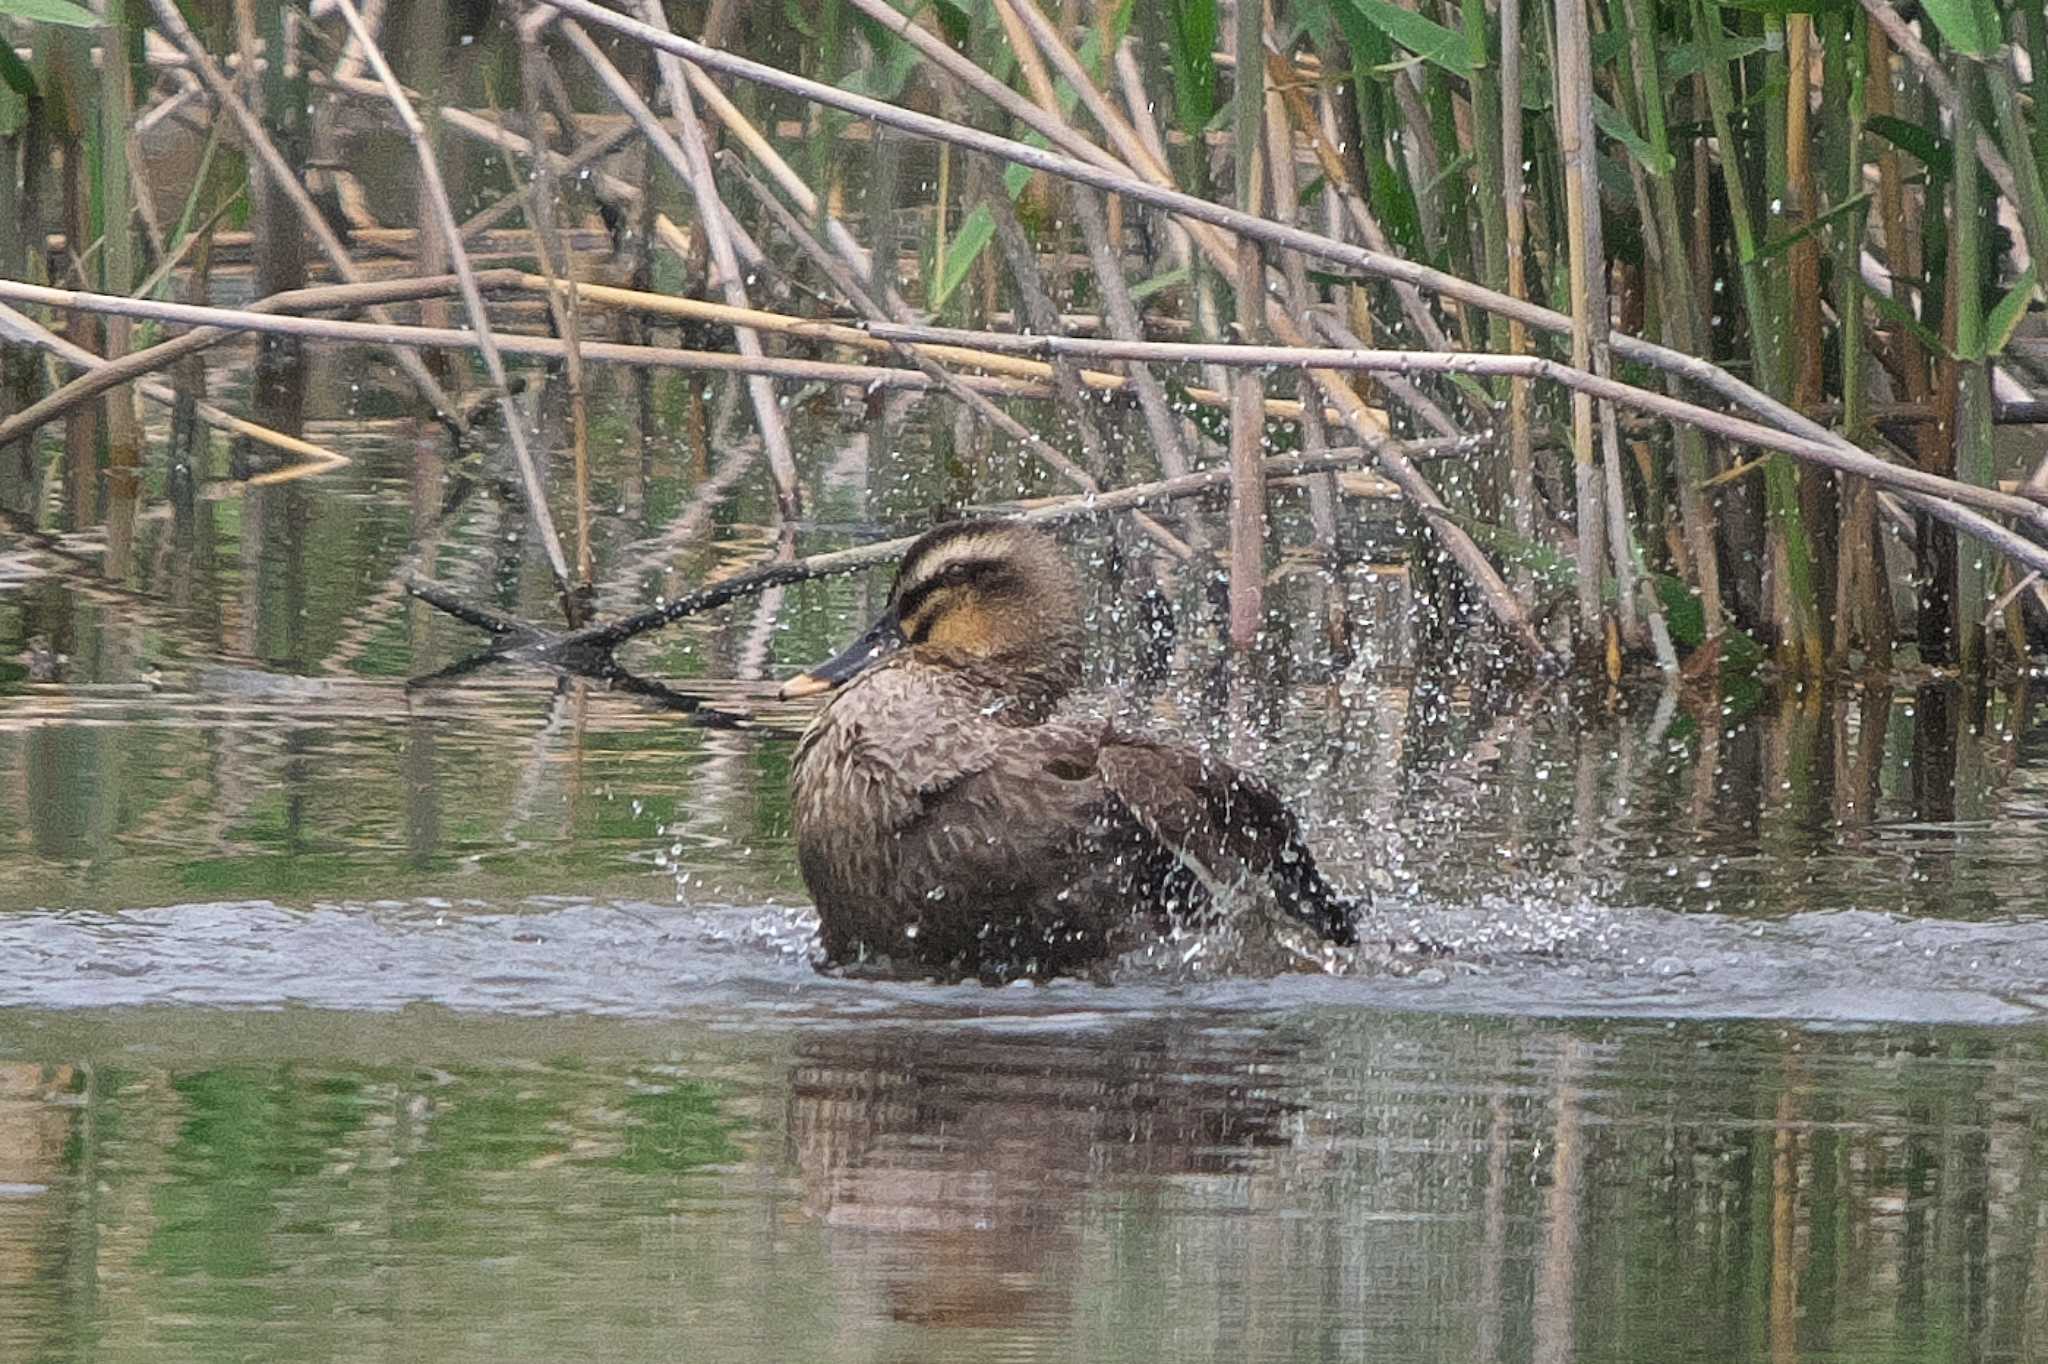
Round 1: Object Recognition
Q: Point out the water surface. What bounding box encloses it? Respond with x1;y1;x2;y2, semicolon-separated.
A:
5;342;2047;1363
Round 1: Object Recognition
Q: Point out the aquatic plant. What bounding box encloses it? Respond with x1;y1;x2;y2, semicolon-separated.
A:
1;0;2046;687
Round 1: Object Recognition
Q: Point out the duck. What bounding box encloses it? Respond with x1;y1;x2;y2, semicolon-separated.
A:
779;519;1365;982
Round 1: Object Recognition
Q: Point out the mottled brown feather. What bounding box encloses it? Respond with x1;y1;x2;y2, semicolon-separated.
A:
787;522;1361;981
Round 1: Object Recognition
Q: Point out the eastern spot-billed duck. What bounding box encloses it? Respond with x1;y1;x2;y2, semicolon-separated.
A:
779;520;1363;981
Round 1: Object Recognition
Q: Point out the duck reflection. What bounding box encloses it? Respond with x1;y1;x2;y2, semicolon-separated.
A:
786;1021;1306;1331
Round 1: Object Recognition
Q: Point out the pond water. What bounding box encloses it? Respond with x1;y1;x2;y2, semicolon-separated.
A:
5;356;2048;1362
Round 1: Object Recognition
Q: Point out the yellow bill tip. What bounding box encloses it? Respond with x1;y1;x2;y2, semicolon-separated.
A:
778;671;835;701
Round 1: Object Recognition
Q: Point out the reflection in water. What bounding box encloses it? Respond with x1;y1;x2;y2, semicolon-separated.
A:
788;1024;1301;1334
2;666;2044;925
0;1013;2038;1362
0;1059;74;1345
3;355;2046;925
5;309;2048;1364
1530;1041;1585;1364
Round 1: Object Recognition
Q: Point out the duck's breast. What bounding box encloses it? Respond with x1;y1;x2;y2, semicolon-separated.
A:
790;668;1135;956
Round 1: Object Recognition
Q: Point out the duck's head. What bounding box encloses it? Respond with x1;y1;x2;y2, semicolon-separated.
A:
780;520;1083;702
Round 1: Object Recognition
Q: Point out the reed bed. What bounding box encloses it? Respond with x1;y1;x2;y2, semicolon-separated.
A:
4;0;2048;683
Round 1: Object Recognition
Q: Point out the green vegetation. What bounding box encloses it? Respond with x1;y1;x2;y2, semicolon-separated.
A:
2;0;2047;691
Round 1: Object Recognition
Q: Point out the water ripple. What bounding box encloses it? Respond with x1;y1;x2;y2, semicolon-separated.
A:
2;897;2041;1027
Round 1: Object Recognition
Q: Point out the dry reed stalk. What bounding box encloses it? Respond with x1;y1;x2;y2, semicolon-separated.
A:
1226;0;1270;652
981;1;1196;552
1110;42;1196;282
715;161;1054;446
99;0;143;575
317;73;645;212
0;277;1068;396
1564;18;1667;669
634;1;802;509
422;438;1450;662
0;270;520;450
1112;35;1227;400
679;65;880;291
991;0;1062;120
1265;52;1470;378
0;299;350;482
131;191;243;303
1553;0;1610;648
16;272;2044;550
977;448;1411;513
1500;0;1539;581
1307;312;1464;442
808;0;1554;663
1617;0;1724;648
1262;73;1337;553
1793;15;1851;667
330;0;385;81
522;273;1352;424
40;223;614;266
1068;185;1198;486
515;26;594;591
838;0;1119;171
534;0;1903;482
548;14;800;519
848;322;2048;537
978;169;1128;486
143;0;464;429
334;0;579;616
458;120;636;239
722;155;1191;560
1863;20;1923;658
1855;0;2021;206
688;44;1166;517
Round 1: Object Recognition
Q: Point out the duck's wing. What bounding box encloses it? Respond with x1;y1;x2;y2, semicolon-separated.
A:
1097;737;1361;945
883;711;1144;973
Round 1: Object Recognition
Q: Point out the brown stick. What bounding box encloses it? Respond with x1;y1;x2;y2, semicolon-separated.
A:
1500;0;1540;580
1554;0;1610;645
18;271;2048;540
418;438;1450;660
528;2;1920;490
0;276;1067;394
1267;51;1463;366
848;324;2048;536
0;299;347;478
1070;185;1200;488
1226;0;1271;651
722;154;1191;559
1269;80;1340;554
317;72;645;211
28;270;2043;580
1306;310;1464;443
143;0;465;429
0;270;519;450
518;274;1353;422
1856;0;2021;208
635;1;801;513
679;63;887;299
559;10;803;519
515;25;594;591
334;0;578;616
906;0;1551;665
458;118;636;240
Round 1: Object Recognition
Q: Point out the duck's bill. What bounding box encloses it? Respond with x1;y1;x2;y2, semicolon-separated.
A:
778;605;904;700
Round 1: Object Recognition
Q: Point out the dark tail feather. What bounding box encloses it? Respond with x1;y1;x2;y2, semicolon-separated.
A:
1275;853;1363;946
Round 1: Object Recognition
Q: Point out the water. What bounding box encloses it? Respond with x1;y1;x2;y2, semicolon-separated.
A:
0;1009;2044;1362
6;354;2048;1360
